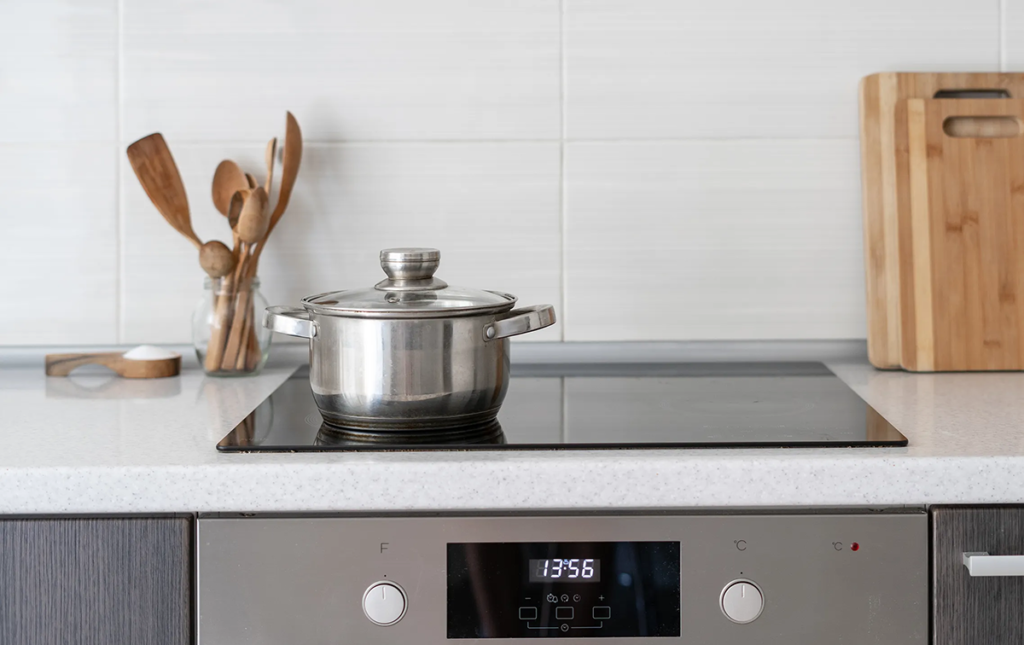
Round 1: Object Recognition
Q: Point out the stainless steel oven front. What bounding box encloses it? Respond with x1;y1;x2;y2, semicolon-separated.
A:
198;510;927;644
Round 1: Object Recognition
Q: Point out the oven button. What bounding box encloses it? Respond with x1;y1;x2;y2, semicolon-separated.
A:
362;582;407;626
720;580;763;624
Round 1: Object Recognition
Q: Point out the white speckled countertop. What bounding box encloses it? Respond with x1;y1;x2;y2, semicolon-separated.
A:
2;345;1024;513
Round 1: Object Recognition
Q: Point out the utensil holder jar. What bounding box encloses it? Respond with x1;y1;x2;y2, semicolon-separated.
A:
194;277;272;376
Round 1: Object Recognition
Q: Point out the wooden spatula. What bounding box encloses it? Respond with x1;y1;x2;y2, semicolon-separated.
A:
264;137;277;200
249;112;302;272
267;112;302;236
126;133;202;249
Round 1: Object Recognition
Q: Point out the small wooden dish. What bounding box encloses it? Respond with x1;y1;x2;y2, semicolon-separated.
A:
45;352;181;379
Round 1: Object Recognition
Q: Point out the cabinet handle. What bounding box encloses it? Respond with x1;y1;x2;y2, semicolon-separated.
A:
962;552;1024;577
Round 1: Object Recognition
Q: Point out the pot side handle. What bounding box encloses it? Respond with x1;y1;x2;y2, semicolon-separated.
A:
264;306;318;339
484;305;556;341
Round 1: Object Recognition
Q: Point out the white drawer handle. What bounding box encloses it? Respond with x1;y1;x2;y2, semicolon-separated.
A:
963;552;1024;577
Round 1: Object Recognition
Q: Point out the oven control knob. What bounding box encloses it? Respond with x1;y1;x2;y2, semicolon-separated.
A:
720;580;763;624
362;582;407;626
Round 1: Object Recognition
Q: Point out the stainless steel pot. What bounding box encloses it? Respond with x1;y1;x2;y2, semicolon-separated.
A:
264;248;555;431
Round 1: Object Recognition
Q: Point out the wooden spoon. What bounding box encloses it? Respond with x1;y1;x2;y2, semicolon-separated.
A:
46;350;181;379
237;186;270;245
211;160;248;216
264;137;277;200
199;240;236;278
245;173;258;189
228;190;246;229
226;187;249;256
126;133;201;249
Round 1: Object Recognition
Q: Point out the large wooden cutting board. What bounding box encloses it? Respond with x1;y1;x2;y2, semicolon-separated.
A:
899;98;1024;371
859;73;1024;368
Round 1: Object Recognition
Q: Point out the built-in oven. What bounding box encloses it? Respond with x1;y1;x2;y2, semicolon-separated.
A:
197;509;928;644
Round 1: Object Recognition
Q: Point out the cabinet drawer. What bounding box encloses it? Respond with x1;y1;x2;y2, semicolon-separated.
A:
933;506;1024;645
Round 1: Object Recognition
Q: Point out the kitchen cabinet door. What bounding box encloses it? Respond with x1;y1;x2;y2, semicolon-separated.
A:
0;516;192;645
933;506;1024;645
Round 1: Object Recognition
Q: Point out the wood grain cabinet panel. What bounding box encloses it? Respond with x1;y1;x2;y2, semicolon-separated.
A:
0;516;192;645
933;506;1024;645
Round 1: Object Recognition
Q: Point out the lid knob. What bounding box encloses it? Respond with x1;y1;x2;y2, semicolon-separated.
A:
380;248;441;281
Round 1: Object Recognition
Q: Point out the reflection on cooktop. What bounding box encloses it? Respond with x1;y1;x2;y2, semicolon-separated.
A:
217;363;908;452
315;420;506;447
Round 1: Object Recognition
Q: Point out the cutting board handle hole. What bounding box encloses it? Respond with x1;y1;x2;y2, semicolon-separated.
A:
934;89;1011;99
942;116;1022;138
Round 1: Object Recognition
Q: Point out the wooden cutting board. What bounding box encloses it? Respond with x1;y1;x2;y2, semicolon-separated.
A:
898;98;1024;371
859;73;1024;368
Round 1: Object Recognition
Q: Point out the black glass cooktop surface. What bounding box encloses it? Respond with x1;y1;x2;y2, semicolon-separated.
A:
217;362;907;452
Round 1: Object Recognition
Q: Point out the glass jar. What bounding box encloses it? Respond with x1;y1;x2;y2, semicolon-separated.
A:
193;276;272;376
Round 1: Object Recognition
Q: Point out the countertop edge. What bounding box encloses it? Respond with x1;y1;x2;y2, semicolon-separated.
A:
2;454;1022;513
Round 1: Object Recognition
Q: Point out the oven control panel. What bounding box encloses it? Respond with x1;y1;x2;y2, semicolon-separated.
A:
198;511;927;644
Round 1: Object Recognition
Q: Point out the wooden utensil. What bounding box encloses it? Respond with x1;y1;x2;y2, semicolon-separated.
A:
126;133;201;249
127;133;241;283
204;275;236;373
228;188;247;232
212;160;248;216
220;187;269;369
237;186;270;245
245;173;258;189
264;137;277;200
268;113;302;236
232;308;257;371
220;291;257;370
228;114;302;371
249;112;302;273
202;188;251;373
45;352;181;379
859;73;1024;368
206;113;303;375
199;240;236;278
898;98;1024;371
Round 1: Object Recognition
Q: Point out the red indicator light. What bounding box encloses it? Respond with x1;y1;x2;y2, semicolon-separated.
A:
850;542;860;551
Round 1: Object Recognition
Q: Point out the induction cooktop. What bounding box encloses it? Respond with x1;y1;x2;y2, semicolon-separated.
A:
217;362;907;451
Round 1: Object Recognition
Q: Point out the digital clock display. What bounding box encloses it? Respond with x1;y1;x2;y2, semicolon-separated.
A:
447;541;680;639
529;558;601;582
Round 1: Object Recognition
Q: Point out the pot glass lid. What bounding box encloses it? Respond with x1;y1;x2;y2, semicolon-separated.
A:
303;248;516;316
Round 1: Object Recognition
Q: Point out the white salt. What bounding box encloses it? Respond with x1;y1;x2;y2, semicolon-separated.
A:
122;345;179;361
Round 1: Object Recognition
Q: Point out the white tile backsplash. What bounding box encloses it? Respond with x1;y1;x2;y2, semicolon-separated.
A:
0;0;118;143
565;0;1000;139
121;0;561;142
0;145;118;344
3;1;1013;346
122;142;562;343
564;141;866;340
1004;0;1024;69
